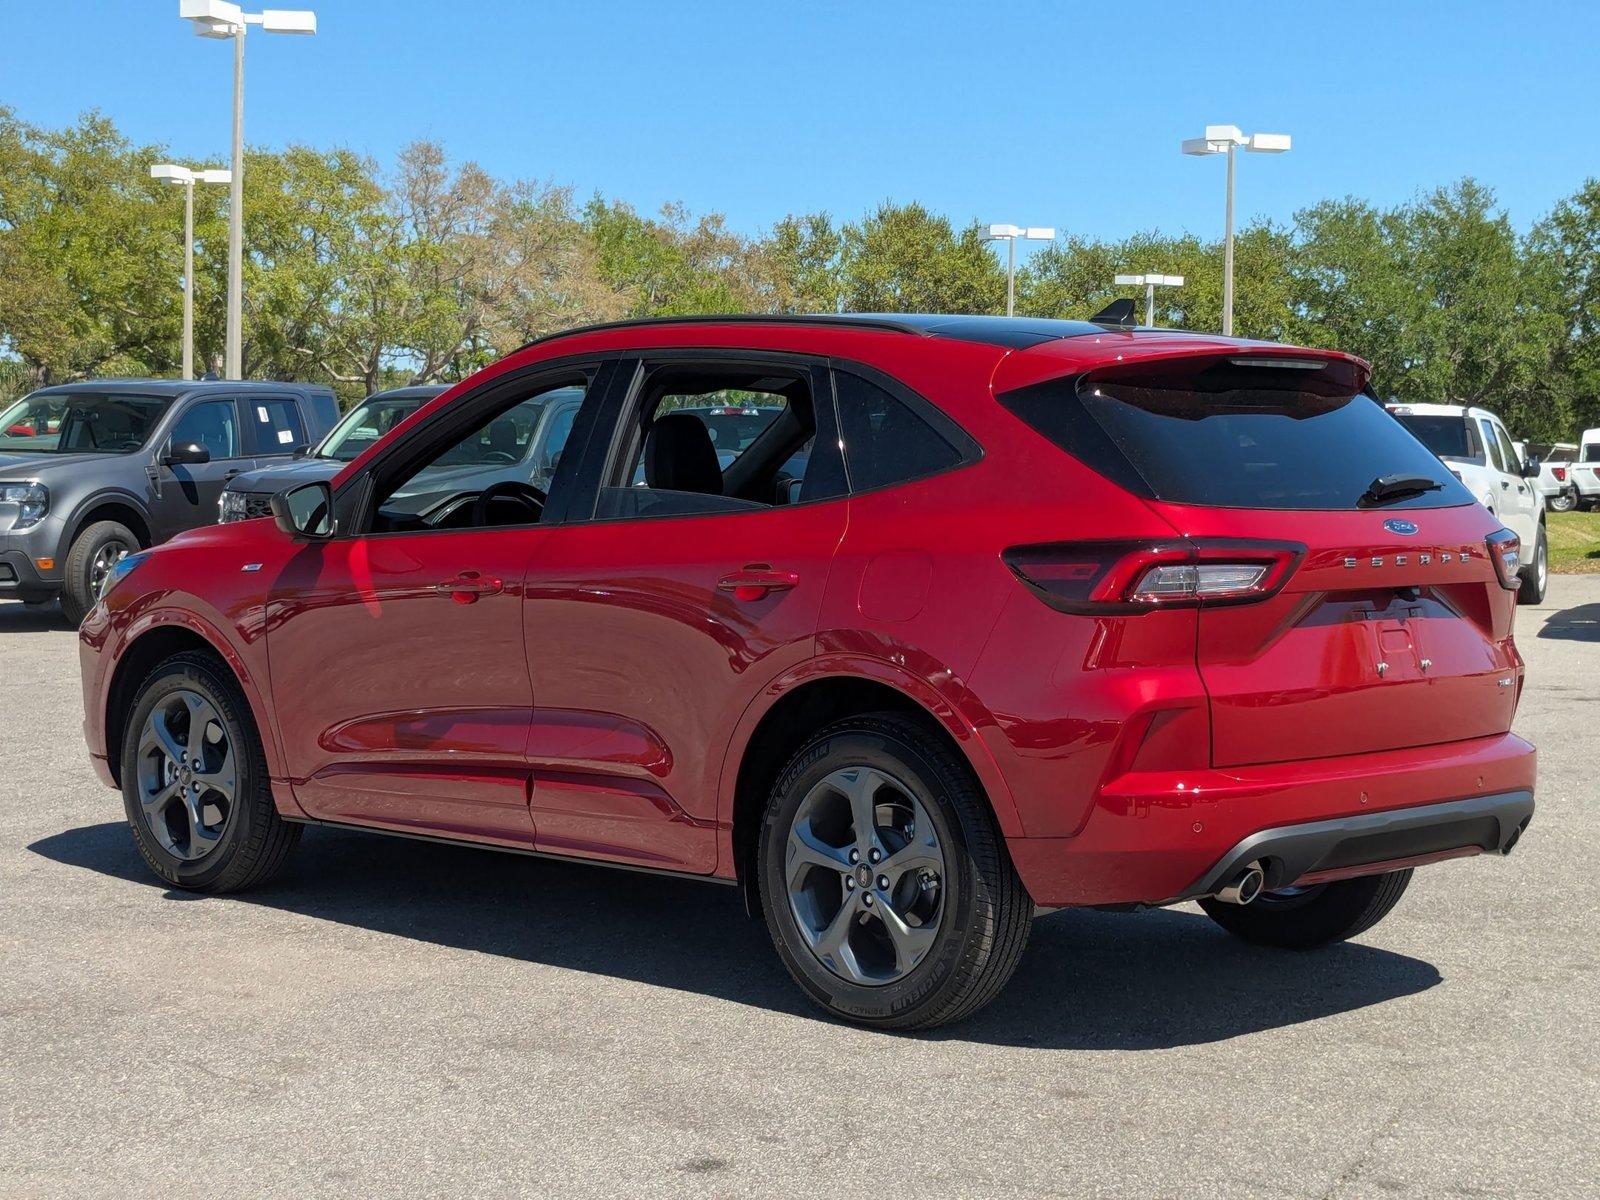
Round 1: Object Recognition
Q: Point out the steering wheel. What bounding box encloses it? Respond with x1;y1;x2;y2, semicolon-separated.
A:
470;480;546;527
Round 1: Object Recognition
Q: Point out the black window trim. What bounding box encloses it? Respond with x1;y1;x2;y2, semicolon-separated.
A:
331;353;619;539
567;347;849;527
826;357;984;498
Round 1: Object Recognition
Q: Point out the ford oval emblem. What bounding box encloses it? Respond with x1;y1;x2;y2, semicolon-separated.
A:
1383;519;1419;536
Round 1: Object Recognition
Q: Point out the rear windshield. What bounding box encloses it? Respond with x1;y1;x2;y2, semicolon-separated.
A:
999;366;1474;511
1388;412;1483;463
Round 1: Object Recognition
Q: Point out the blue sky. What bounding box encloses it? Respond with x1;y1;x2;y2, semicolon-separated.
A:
5;0;1598;255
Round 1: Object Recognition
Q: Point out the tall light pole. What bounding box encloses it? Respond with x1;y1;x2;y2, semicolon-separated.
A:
151;164;233;380
180;1;316;380
986;224;1055;317
1113;272;1185;327
1181;125;1290;336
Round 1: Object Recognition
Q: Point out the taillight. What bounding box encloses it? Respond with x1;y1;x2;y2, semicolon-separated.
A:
1552;466;1566;482
1003;538;1304;614
1486;528;1521;590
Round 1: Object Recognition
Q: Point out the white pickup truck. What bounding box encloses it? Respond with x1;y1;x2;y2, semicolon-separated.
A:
1515;441;1579;512
1566;428;1600;511
1386;401;1548;602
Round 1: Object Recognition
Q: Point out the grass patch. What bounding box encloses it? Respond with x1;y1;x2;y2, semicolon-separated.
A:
1548;510;1600;573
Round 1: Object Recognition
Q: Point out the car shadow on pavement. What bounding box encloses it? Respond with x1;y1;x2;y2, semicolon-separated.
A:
31;820;1441;1050
1536;600;1600;642
0;601;72;632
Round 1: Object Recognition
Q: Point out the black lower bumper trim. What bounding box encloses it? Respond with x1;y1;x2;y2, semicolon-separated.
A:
1178;790;1535;901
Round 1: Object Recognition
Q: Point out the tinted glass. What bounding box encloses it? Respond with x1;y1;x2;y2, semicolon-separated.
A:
170;400;240;459
245;398;306;455
1479;419;1505;471
836;373;963;492
1004;377;1473;511
1584;442;1600;464
1492;423;1521;473
320;397;429;461
0;392;171;454
1389;412;1480;461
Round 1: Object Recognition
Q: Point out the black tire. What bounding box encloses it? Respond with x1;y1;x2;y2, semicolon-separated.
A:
1548;487;1577;514
1197;869;1413;949
60;519;139;626
757;712;1031;1030
121;650;300;893
1517;523;1548;605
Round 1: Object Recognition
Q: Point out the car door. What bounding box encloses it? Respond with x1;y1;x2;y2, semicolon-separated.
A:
264;361;615;847
1486;416;1537;543
146;395;255;540
518;353;849;873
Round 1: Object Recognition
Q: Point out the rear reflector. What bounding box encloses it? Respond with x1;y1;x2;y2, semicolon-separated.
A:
1004;538;1304;614
1486;528;1521;590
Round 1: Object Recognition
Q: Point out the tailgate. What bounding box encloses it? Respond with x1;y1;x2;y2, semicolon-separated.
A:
1172;504;1520;766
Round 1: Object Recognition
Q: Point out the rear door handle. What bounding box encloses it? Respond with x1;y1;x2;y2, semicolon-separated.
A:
717;566;800;601
435;570;504;604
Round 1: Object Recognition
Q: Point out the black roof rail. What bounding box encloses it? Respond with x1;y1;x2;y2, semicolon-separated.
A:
514;313;928;355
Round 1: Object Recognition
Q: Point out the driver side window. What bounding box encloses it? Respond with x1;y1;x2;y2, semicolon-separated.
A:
369;377;589;535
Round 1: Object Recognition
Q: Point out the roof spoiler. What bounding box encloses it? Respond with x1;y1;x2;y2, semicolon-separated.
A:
1088;299;1138;328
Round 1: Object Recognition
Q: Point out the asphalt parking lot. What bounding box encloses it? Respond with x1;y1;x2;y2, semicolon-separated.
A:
1;580;1596;1199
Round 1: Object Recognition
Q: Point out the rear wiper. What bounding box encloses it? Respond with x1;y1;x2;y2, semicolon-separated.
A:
1361;473;1444;506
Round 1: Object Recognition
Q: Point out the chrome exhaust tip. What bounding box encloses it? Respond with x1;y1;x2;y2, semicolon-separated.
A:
1214;861;1266;906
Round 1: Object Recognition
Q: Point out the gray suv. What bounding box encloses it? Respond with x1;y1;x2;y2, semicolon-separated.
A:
0;380;336;623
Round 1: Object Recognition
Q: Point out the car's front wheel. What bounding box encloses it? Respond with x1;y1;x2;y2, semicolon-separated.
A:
758;713;1031;1030
121;651;300;892
60;519;139;625
1197;869;1413;949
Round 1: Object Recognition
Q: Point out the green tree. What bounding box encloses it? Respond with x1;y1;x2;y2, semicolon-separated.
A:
839;203;1003;314
1527;178;1600;436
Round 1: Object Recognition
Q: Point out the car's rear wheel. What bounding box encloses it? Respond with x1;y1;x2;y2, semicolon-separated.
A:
1548;486;1577;513
758;712;1031;1030
121;650;300;893
60;520;139;626
1518;523;1548;605
1197;869;1413;949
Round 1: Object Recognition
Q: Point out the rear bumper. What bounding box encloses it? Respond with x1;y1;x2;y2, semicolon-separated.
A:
1007;732;1536;907
1174;790;1532;901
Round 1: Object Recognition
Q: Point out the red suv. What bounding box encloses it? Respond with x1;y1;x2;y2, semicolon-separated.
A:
79;315;1536;1029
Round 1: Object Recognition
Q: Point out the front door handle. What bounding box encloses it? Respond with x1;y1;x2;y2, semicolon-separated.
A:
435;570;504;605
717;565;800;601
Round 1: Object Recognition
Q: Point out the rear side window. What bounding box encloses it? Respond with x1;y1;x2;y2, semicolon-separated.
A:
245;398;307;455
1478;418;1505;471
836;372;965;492
1000;364;1474;511
1585;442;1600;464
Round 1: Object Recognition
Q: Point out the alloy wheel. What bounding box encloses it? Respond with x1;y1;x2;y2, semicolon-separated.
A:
90;539;131;599
784;765;946;986
134;689;236;861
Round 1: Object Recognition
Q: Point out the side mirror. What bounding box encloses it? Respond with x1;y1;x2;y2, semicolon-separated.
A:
1521;455;1542;479
269;480;334;540
164;440;211;467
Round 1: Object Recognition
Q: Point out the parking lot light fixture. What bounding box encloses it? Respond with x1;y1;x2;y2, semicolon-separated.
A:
1181;125;1290;336
1113;272;1186;327
178;1;317;380
151;163;234;380
987;223;1056;317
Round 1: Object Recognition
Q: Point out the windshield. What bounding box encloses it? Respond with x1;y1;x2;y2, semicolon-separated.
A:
1388;412;1483;463
0;391;172;455
317;396;431;461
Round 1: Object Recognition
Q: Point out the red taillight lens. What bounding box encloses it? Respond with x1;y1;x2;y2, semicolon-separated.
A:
1486;528;1521;590
1552;466;1567;482
1004;538;1305;614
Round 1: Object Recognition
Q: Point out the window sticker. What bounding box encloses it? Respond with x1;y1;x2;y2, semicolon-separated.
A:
257;406;270;422
277;429;294;444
